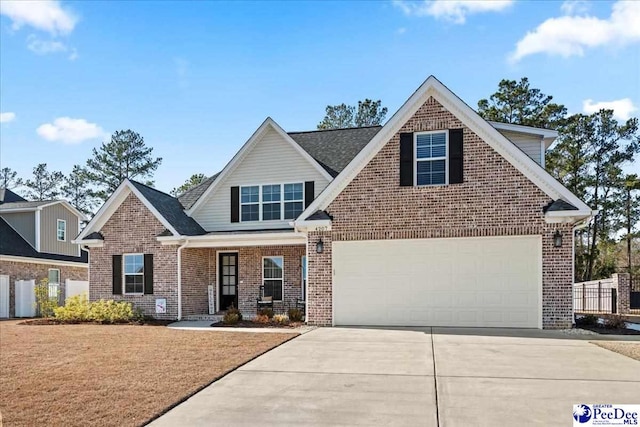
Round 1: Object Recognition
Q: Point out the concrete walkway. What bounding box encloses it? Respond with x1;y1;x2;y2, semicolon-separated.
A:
149;327;640;426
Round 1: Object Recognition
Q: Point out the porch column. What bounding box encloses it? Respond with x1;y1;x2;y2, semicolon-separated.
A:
307;231;332;326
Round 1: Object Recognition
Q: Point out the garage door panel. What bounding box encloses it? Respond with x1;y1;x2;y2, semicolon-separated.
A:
333;236;542;328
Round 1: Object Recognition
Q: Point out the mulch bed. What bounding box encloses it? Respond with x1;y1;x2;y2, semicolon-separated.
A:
580;325;640;335
211;320;304;329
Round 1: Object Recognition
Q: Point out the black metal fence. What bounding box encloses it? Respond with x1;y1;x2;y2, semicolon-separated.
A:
573;285;617;314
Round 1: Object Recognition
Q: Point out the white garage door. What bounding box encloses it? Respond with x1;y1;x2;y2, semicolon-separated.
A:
333;236;542;328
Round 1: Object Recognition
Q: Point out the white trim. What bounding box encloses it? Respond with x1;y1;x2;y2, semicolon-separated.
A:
186;117;333;215
488;121;558;144
0;255;88;268
157;231;306;248
301;254;307;302
215;250;240;312
76;180;180;241
297;76;591;226
293;219;332;232
177;240;189;320
262;255;284;302
122;253;144;295
0;200;88;221
414;130;449;187
57;219;67;241
239;182;305;223
73;239;104;247
35;210;41;251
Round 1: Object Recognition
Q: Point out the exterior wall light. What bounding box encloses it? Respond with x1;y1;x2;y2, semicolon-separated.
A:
316;238;324;254
553;230;563;248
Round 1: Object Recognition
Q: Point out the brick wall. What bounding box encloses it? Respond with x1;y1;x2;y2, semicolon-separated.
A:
0;260;87;318
613;273;631;314
307;96;576;329
89;193;179;320
181;248;210;317
307;232;332;326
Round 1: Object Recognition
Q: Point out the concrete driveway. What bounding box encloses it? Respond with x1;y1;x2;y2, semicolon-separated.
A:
149;327;640;426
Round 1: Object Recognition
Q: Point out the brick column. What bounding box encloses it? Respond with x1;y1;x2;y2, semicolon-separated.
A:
613;273;631;314
307;231;332;326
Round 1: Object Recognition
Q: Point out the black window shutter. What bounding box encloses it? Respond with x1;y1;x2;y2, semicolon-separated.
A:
144;254;154;295
112;255;122;295
230;186;240;223
449;129;464;184
304;181;314;208
399;132;414;186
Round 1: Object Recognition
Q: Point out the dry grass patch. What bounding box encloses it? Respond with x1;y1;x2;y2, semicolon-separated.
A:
594;341;640;361
0;320;295;426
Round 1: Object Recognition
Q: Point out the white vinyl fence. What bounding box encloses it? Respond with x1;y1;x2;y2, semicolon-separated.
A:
65;279;89;300
15;279;36;317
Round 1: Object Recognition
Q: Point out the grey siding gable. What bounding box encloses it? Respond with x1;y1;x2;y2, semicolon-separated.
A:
40;204;81;256
192;127;331;231
497;130;544;166
0;212;36;247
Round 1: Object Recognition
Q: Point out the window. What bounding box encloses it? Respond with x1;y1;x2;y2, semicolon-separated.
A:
415;131;448;186
48;269;60;285
284;183;304;219
240;183;304;222
263;256;283;301
301;255;307;301
57;219;66;241
241;186;259;221
123;254;144;294
262;184;281;220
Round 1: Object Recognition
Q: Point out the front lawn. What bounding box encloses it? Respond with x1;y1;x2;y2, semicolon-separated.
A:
0;320;295;426
594;341;640;361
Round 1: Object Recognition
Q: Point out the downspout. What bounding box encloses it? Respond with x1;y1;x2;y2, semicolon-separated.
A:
177;239;189;321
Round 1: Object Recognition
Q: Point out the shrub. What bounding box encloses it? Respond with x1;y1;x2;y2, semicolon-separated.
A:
223;312;240;325
287;308;303;322
575;314;599;327
34;278;59;318
88;299;135;323
226;304;243;321
53;297;135;324
258;308;274;318
603;316;627;330
53;294;91;323
273;314;289;325
253;314;271;324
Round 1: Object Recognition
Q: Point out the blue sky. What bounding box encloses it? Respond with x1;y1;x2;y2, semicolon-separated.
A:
1;0;639;192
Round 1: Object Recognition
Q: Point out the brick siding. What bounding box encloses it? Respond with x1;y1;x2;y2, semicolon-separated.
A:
0;260;87;318
307;96;576;329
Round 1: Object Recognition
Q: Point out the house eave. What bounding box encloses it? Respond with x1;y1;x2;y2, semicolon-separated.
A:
544;209;595;224
293;219;332;232
72;239;104;248
156;231;307;248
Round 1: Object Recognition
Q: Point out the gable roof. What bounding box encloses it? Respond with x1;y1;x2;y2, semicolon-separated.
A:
0;188;27;203
0;198;89;221
76;179;205;241
1;217;88;263
178;173;220;210
289;126;383;177
297;75;592;222
186;117;334;215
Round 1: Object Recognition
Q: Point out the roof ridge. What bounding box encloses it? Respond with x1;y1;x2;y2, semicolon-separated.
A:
129;179;176;199
288;125;382;135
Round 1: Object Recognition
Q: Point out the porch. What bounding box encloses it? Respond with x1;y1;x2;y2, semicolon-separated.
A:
179;242;307;319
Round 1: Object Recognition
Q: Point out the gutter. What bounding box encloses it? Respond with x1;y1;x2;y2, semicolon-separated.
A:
176;239;189;320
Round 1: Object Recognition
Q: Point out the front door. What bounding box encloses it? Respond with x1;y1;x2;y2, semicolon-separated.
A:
219;253;238;310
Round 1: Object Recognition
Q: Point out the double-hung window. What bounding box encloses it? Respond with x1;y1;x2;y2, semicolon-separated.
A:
123;254;144;294
240;183;304;222
415;131;448;186
263;256;283;301
284;183;304;219
262;184;281;220
241;186;259;221
57;219;66;241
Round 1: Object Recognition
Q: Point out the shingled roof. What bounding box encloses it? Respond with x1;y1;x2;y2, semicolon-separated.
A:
177;173;220;210
288;126;382;177
129;181;206;236
0;217;88;263
0;188;27;203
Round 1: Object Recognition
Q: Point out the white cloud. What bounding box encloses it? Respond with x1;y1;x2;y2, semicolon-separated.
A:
560;0;590;15
393;0;513;24
37;117;106;144
0;112;16;123
0;0;78;35
511;1;640;62
26;34;77;60
583;98;638;121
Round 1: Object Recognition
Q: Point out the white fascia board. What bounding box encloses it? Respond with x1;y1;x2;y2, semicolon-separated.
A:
186;117;332;216
72;239;104;247
76;179;179;240
157;231;307;247
299;75;590;220
488;121;558;140
38;200;89;221
293;219;332;232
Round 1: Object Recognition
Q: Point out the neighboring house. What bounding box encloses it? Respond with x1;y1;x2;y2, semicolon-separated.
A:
0;188;89;318
74;76;593;329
